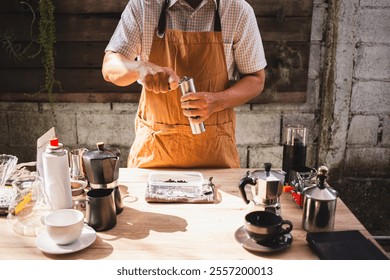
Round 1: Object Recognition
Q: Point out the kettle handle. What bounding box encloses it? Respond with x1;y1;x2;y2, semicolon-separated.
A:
238;171;257;204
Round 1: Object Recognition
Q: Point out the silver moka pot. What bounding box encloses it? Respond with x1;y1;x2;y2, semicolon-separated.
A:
302;166;338;232
238;163;285;214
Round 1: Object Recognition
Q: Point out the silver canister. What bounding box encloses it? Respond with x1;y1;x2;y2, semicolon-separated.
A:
302;166;338;232
179;76;206;134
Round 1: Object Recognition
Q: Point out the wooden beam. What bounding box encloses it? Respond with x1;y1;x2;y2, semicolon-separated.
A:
2;0;313;16
0;15;312;42
0;91;306;104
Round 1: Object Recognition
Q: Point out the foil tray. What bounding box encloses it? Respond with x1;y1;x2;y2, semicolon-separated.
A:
145;171;215;203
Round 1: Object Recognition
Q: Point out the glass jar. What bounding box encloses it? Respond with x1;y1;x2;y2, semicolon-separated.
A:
7;175;53;236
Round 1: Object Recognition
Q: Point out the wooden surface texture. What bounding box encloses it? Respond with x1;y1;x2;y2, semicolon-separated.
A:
0;168;384;260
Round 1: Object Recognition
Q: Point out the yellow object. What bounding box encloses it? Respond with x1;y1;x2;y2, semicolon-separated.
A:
14;192;32;215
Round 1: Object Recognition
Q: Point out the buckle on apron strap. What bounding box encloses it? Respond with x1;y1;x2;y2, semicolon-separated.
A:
156;30;165;39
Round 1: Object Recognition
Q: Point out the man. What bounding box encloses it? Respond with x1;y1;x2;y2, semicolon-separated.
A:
102;0;266;168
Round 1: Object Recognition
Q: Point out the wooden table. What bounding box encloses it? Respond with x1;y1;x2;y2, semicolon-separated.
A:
0;168;384;260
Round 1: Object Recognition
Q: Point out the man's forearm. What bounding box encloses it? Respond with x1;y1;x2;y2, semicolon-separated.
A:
215;69;265;112
102;52;140;87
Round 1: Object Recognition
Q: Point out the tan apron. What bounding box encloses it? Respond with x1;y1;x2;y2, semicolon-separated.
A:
128;0;240;168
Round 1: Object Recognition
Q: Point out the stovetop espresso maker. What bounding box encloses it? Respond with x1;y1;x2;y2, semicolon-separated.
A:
82;142;123;214
238;163;285;214
82;142;119;189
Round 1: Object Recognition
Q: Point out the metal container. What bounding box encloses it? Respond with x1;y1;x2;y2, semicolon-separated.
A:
238;163;285;214
179;76;206;134
82;142;123;214
82;142;119;189
302;166;338;232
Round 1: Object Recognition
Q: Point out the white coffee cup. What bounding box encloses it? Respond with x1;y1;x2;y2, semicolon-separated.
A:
45;209;84;245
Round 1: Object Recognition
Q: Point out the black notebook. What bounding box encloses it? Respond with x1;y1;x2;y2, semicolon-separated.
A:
306;230;389;260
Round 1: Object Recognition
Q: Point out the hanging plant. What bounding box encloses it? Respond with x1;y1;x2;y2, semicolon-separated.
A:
38;0;58;102
0;0;59;102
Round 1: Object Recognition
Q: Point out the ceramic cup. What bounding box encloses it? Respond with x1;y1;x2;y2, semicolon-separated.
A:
244;210;293;244
45;209;84;245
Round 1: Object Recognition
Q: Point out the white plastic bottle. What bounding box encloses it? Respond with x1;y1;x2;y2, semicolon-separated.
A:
42;137;72;210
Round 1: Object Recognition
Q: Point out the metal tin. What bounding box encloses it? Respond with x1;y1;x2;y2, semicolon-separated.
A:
179;76;206;134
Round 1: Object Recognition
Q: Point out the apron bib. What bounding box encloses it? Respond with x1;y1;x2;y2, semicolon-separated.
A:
128;0;239;168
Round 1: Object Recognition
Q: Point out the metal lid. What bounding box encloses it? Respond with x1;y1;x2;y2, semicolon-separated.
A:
305;185;338;201
251;163;285;182
83;142;118;160
305;166;338;201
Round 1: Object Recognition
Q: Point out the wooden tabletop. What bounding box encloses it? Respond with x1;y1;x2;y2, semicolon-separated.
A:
0;168;382;260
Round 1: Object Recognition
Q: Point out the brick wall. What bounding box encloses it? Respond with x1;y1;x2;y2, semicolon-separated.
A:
319;0;390;235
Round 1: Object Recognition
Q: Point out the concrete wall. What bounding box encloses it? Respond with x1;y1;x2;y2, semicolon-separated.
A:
1;0;389;235
315;0;390;236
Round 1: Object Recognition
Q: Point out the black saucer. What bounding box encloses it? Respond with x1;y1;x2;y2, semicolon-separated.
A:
235;226;293;253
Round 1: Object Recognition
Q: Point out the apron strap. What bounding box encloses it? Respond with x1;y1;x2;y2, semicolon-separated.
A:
157;0;222;38
157;0;170;38
214;0;221;32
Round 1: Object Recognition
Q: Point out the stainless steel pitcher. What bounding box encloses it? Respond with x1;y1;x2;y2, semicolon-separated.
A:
302;166;338;232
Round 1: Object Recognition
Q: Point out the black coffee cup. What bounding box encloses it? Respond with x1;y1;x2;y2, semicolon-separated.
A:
244;211;293;244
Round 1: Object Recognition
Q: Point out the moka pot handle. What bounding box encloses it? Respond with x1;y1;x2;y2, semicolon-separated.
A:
238;171;257;204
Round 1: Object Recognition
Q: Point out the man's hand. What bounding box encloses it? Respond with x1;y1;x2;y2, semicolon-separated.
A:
102;51;180;93
179;69;265;122
180;92;218;123
139;62;180;94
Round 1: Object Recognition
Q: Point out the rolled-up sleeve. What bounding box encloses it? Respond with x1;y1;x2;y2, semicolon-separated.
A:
233;4;267;75
105;2;142;60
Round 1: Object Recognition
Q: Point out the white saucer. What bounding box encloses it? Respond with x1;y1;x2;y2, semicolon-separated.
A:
36;225;96;254
235;226;292;253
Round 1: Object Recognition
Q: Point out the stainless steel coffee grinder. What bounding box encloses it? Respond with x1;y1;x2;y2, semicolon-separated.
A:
238;163;285;214
179;76;206;135
282;124;307;184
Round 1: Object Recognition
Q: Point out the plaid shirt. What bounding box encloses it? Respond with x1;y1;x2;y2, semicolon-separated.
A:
106;0;267;80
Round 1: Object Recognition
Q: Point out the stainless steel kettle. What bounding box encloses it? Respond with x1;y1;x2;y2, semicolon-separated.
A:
302;166;338;232
82;142;120;189
238;163;285;213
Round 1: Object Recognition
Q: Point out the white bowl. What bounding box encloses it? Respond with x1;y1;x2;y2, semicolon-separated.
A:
45;209;84;245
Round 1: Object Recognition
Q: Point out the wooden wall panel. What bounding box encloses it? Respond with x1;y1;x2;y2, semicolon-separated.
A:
0;0;314;103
